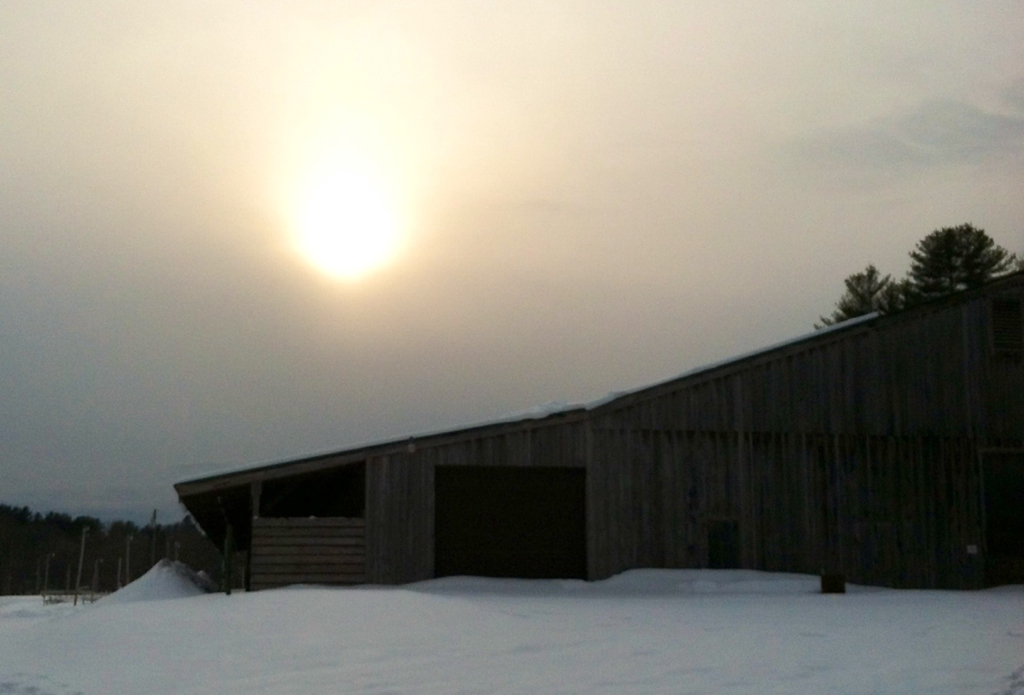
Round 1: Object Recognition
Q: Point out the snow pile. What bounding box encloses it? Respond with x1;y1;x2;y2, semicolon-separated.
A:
101;559;213;604
414;569;846;597
599;568;825;594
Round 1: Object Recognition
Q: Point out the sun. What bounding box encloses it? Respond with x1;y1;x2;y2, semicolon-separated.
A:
291;160;403;281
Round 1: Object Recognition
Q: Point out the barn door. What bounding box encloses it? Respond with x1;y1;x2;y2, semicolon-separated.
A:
983;451;1024;587
434;466;587;580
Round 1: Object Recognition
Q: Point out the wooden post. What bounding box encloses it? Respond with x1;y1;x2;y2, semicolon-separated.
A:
43;553;52;594
251;480;262;519
247;481;262;591
222;523;235;596
116;557;123;589
73;526;88;606
125;535;132;585
149;509;158;570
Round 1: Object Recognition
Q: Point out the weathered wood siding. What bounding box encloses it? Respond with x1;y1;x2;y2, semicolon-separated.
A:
364;452;433;584
984;292;1024;441
250;517;365;590
597;288;1023;439
365;418;588;584
587;428;984;587
586;285;1023;588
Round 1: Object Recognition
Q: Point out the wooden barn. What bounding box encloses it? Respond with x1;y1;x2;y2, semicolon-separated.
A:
174;272;1024;590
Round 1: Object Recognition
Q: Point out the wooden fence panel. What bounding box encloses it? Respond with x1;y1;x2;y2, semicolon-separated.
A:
250;517;365;590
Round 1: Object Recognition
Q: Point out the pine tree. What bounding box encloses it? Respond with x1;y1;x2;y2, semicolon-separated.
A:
817;264;893;327
817;225;1020;329
907;223;1017;300
876;277;913;314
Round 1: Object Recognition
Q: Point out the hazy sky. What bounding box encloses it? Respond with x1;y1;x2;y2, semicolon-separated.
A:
2;1;1022;522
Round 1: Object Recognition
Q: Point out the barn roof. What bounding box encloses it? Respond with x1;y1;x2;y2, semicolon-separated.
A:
175;270;1024;498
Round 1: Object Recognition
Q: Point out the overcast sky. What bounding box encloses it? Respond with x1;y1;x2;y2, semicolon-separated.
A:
2;1;1022;522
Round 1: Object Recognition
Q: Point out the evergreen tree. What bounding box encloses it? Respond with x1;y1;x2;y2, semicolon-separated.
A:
818;224;1021;328
907;223;1017;300
817;264;893;327
875;277;913;314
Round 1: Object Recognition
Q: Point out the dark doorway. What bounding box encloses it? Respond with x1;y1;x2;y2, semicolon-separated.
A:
434;466;587;580
983;452;1024;586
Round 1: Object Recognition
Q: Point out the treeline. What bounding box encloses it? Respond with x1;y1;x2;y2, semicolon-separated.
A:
0;503;222;595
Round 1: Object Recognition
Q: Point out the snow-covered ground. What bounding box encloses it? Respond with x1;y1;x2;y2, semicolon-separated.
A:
1;563;1022;695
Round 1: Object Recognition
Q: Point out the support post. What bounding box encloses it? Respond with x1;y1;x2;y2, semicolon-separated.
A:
222;523;235;596
246;481;262;591
251;480;262;519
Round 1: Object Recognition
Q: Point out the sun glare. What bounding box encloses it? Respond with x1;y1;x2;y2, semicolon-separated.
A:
291;159;403;281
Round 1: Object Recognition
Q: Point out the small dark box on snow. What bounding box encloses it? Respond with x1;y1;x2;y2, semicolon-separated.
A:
821;573;846;594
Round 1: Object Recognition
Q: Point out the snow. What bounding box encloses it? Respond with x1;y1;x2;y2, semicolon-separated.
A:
1;569;1022;695
97;559;213;605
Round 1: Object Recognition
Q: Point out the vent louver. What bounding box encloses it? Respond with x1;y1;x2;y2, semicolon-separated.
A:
992;298;1023;352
